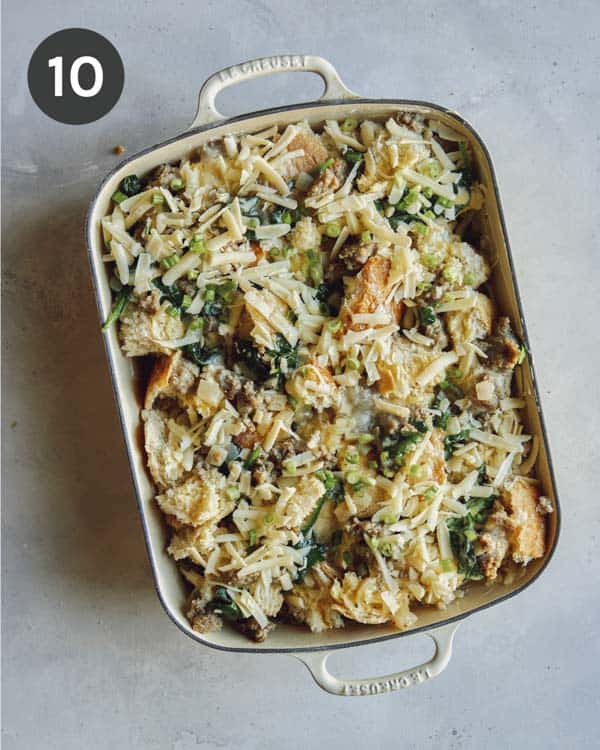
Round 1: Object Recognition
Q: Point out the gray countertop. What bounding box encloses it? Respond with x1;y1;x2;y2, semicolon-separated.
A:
2;1;599;748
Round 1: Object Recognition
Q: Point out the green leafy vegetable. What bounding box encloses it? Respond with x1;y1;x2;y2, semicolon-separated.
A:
102;285;132;331
243;446;261;470
379;421;428;476
458;142;473;187
418;306;437;327
315;469;344;504
207;587;244;622
446;496;495;580
152;278;185;309
182;343;221;367
119;174;142;197
444;429;471;459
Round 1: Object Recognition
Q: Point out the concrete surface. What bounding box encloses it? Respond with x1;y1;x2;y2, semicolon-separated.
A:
2;1;599;748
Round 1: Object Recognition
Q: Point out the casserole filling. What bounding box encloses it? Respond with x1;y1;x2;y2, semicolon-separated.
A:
101;113;550;641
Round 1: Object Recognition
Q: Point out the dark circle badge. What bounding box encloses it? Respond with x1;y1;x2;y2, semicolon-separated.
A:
28;28;124;125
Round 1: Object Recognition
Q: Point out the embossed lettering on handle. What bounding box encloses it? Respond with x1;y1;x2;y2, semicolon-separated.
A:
295;623;458;697
190;54;359;129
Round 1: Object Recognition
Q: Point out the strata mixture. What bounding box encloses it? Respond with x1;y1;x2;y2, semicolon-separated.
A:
101;114;551;642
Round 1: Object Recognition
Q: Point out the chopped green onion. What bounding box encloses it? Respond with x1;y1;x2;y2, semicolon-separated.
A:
188;317;203;332
438;196;454;209
169;177;184;191
409;464;424;478
111;190;127;204
414;222;427;236
344;149;363;163
424;486;438;501
161;254;178;270
341;118;358;132
324;222;341;238
187;269;199;282
181;294;192;309
166;305;180;318
327;318;342;333
281;210;292;224
345;470;361;486
368;460;378;470
318;158;334;172
422;186;434;198
248;529;257;547
204;287;215;303
379;542;393;557
447;368;463;380
101;286;132;331
345;452;359;464
283;459;297;475
442;265;460;282
440;558;455;573
360;230;371;242
190;235;206;254
244;446;261;469
382;513;397;525
463;272;475;286
357;433;374;445
152;192;165;205
264;512;275;524
424;209;435;219
422;253;440;270
345;356;360;371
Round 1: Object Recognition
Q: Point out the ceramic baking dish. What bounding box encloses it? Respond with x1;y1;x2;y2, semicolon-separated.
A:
85;55;560;696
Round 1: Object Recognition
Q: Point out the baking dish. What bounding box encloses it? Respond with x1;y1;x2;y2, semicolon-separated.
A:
85;55;560;696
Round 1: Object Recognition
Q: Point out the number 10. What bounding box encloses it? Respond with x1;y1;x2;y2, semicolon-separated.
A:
48;55;103;97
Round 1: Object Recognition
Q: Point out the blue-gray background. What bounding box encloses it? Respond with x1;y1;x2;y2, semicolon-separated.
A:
2;1;599;748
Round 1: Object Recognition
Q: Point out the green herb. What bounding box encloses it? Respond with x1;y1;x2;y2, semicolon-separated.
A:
169;177;184;191
437;196;454;209
248;529;257;548
440;558;455;573
446;496;495;580
418;306;437;327
463;272;475;286
444;429;471;459
161;254;178;270
188;317;204;332
181;294;192;309
207;587;244;622
111;190;127;204
182;343;221;367
152;192;165;205
101;285;132;331
244;446;261;470
166;305;180;318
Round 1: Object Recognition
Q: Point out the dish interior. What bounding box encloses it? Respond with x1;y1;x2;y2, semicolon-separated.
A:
87;100;559;652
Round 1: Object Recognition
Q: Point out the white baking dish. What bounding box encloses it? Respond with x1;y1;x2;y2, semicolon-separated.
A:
85;55;560;696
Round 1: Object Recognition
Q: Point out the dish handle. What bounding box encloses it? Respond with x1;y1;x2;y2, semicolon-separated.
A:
294;623;459;697
190;54;359;129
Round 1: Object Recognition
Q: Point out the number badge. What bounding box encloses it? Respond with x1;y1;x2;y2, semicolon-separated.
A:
28;28;124;125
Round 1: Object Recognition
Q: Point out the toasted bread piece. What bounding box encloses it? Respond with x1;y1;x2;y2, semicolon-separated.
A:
341;256;403;331
286;131;329;176
502;477;546;563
